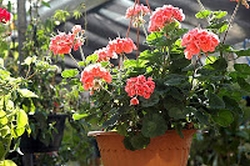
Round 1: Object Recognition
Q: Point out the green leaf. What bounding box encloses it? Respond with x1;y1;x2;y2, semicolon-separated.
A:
78;61;85;67
0;115;8;125
17;109;28;128
141;113;167;138
130;133;150;150
116;124;128;136
72;113;88;120
212;110;234;127
223;96;242;115
205;56;218;65
123;133;150;151
195;10;211;19
18;89;38;98
41;0;51;8
146;31;168;46
237;77;250;92
0;69;10;79
236;131;249;140
168;107;187;119
61;69;79;78
209;57;227;71
15;127;25;137
208;93;225;109
164;75;188;86
0;143;4;161
234;48;250;57
1;160;17;166
53;10;70;22
73;10;83;19
140;93;159;107
22;56;37;66
234;64;250;75
194;109;209;125
85;54;98;64
0;110;6;118
0;126;11;138
218;24;229;33
0;57;4;67
213;11;227;19
102;113;119;129
123;136;136;151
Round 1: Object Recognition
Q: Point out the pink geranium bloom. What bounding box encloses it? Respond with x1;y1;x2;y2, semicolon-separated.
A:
94;47;116;62
148;5;185;32
0;8;11;24
73;38;84;51
49;30;84;55
108;37;137;55
80;64;112;93
49;32;75;55
130;97;139;105
125;4;150;18
72;25;82;34
181;28;220;60
125;75;155;105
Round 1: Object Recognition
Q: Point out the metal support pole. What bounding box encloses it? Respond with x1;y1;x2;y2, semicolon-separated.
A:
17;0;27;75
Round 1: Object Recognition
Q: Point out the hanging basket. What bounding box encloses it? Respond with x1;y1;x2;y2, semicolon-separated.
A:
20;114;68;153
88;130;196;166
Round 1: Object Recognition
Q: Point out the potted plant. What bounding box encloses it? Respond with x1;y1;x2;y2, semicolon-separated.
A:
16;7;84;153
16;4;88;156
48;0;250;165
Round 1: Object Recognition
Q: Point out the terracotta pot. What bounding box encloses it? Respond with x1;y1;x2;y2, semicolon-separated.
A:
88;130;196;166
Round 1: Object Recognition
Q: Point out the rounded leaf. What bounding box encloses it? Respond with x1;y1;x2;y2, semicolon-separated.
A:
141;113;167;138
213;110;234;127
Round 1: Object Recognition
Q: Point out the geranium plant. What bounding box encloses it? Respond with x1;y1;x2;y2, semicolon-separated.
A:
49;0;250;150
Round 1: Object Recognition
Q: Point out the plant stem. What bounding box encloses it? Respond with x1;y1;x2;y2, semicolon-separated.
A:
99;83;113;95
69;53;82;72
79;46;85;62
142;24;148;38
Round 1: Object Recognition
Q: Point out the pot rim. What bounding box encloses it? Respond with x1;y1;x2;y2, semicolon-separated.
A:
88;130;118;136
88;129;197;137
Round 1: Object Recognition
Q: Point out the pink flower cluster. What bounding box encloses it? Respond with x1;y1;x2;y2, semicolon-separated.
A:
49;25;84;55
148;5;185;32
94;37;137;62
94;47;116;62
108;37;137;55
82;37;137;92
125;4;150;18
80;63;112;94
0;8;11;24
125;75;155;105
181;28;220;60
